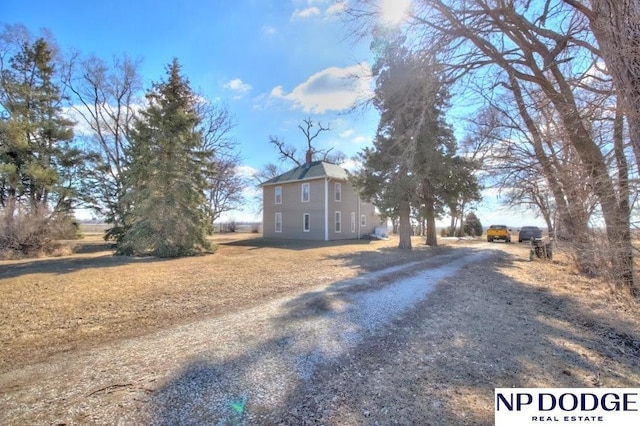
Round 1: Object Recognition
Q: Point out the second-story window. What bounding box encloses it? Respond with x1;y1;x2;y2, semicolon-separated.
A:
335;182;341;202
275;186;282;204
301;182;310;202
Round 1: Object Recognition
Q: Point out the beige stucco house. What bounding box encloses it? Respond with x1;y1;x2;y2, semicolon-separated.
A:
261;160;380;240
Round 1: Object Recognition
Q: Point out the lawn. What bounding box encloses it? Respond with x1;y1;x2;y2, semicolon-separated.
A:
0;232;440;373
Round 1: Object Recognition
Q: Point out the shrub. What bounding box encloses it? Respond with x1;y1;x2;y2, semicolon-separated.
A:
0;210;79;258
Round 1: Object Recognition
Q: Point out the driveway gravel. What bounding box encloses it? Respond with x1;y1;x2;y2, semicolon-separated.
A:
1;241;638;425
0;248;492;425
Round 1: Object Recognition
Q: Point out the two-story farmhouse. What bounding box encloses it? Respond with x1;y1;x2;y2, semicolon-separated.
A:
261;157;380;240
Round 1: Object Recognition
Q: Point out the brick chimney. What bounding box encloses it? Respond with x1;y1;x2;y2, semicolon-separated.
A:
305;150;313;167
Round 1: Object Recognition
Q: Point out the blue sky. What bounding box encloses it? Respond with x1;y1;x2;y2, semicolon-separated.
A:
1;0;545;228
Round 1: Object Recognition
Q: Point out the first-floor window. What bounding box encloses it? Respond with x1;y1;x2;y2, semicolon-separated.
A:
351;212;356;232
335;211;341;233
275;212;282;233
361;214;367;227
303;213;310;232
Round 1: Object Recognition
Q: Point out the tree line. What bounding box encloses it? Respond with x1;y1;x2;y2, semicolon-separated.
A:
345;0;639;295
0;24;244;257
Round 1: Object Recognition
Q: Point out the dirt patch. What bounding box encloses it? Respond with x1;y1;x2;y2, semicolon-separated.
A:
0;234;638;424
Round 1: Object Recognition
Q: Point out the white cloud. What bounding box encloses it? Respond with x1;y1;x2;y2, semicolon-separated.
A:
326;1;346;15
270;86;285;98
224;78;252;95
64;107;97;137
378;0;412;25
339;129;355;138
291;7;321;19
339;156;363;173
65;101;146;137
352;135;368;144
270;62;373;113
236;165;259;179
262;25;277;37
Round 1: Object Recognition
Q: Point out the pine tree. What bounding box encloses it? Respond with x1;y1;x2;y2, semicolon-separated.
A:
118;59;211;257
0;37;76;213
0;32;83;252
354;36;459;249
463;212;483;237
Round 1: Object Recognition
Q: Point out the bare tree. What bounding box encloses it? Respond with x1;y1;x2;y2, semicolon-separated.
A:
250;162;283;217
269;117;345;165
205;157;245;223
565;0;640;173
62;53;142;236
254;163;282;184
195;99;245;225
346;0;635;292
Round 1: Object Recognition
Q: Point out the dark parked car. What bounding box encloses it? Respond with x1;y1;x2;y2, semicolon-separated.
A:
518;226;542;242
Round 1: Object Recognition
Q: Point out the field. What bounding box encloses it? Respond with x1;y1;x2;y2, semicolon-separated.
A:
0;231;432;373
0;232;638;424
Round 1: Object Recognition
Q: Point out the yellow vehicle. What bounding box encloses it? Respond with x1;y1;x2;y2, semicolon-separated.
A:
487;224;512;243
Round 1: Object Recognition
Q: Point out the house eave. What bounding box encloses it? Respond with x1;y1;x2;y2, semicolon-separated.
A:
260;175;347;187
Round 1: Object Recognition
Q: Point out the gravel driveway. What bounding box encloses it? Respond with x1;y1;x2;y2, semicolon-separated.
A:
0;247;494;425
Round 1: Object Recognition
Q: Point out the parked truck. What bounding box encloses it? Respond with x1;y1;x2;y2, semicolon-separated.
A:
486;224;512;243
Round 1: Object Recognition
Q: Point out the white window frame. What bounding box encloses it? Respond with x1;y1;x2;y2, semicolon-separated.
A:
351;212;356;232
275;186;282;204
303;213;310;232
360;214;367;227
335;211;341;233
275;212;282;233
301;182;310;202
335;182;342;202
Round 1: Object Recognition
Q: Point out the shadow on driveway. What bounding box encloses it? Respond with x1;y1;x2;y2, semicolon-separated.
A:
147;249;639;424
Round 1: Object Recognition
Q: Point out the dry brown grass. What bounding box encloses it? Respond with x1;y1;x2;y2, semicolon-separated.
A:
0;232;441;373
1;233;638;424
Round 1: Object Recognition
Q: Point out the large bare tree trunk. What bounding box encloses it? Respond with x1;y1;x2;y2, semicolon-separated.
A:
566;0;640;173
611;99;635;294
398;199;413;250
423;179;438;246
449;213;456;237
562;0;638;293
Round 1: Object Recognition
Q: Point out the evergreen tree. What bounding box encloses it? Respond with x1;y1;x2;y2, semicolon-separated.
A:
354;36;458;249
442;156;482;237
0;30;84;251
0;36;76;213
118;59;211;257
463;212;483;237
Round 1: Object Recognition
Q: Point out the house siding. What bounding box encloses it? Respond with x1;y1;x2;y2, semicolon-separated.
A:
327;181;379;240
262;163;380;241
263;179;325;240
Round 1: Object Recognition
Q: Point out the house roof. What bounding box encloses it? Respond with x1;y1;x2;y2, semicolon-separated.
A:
261;161;349;186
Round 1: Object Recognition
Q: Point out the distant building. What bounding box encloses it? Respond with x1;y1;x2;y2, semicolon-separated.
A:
261;157;380;240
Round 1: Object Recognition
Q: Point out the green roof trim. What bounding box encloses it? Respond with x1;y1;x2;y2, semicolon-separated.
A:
261;161;349;186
